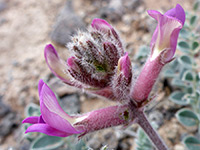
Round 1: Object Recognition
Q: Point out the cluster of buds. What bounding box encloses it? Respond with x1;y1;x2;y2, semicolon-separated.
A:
45;18;132;103
23;4;185;145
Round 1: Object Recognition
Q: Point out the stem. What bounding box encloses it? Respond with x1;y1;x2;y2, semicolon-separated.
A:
135;109;168;150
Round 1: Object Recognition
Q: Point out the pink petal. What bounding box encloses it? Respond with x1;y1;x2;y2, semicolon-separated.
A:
91;18;112;32
91;19;124;55
67;56;79;70
38;79;45;95
22;116;40;124
44;44;72;85
39;80;83;134
165;4;185;24
148;9;184;61
39;115;45;123
118;52;132;79
25;123;73;137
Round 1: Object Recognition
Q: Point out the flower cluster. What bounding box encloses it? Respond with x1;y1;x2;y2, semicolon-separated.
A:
45;18;132;102
23;4;185;142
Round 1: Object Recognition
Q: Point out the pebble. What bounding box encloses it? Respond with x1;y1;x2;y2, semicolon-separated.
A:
174;144;184;150
123;0;142;11
51;1;85;46
0;112;20;143
0;0;7;12
48;77;78;96
98;0;124;22
17;139;31;150
60;94;80;114
117;138;132;150
148;110;164;127
0;96;10;118
87;129;118;149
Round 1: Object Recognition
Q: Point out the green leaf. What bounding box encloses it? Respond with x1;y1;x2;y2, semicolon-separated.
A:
182;70;195;82
171;78;186;88
66;138;88;150
192;41;199;50
169;91;188;105
101;145;108;150
31;135;64;150
176;109;199;127
183;136;200;150
178;41;190;53
180;28;190;39
178;55;193;69
190;15;197;25
193;1;200;11
162;69;177;78
74;140;88;150
136;127;155;150
187;87;193;94
25;103;40;117
134;45;150;61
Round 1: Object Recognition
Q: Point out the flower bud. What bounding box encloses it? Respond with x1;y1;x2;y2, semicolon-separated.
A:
131;4;185;103
112;53;132;102
117;52;132;80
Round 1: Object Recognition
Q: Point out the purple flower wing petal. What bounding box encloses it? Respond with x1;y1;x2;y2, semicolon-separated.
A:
39;115;45;123
165;4;185;24
44;44;73;85
39;80;83;134
38;79;45;95
22;116;40;124
25;123;73;137
91;18;112;32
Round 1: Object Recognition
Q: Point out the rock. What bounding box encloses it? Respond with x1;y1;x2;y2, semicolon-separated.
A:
87;136;102;149
60;94;80;114
122;14;133;25
0;96;10;118
117;138;132;150
18;139;31;150
123;0;142;11
148;110;164;127
0;0;7;13
174;144;184;150
48;77;78;96
98;0;142;22
51;1;85;46
87;129;118;149
0;112;20;143
98;0;124;22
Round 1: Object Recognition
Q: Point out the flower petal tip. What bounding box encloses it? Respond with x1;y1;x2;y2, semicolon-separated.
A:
67;56;76;68
91;18;112;31
175;4;185;24
165;4;185;25
44;44;58;59
22;116;40;124
38;79;45;95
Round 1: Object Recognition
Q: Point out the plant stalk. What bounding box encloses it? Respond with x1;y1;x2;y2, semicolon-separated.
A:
130;101;168;150
136;110;168;150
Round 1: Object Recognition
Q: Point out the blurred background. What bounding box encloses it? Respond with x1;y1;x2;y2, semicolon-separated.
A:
0;0;197;150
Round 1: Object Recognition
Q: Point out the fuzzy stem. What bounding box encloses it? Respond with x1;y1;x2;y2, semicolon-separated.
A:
131;57;164;103
136;111;168;150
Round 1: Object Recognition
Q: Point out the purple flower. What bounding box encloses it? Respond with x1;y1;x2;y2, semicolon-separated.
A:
131;4;185;103
22;80;83;137
23;80;132;137
45;18;132;102
148;4;185;63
